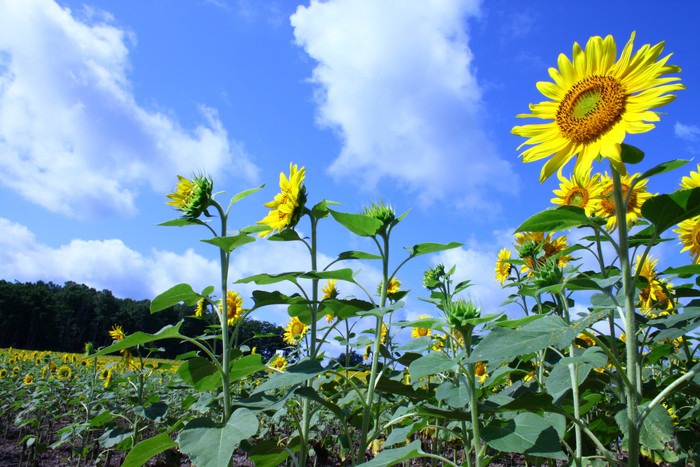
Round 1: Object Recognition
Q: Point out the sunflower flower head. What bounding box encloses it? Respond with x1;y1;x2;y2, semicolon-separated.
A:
515;232;570;275
593;172;653;231
512;32;683;182
257;163;307;238
423;264;448;290
283;316;308;346
533;256;564;288
109;325;125;341
634;254;658;282
674;215;700;264
363;201;398;236
680;163;700;190
23;374;34;385
268;354;287;372
194;298;206;318
411;314;433;339
321;279;339;301
475;361;488;384
166;174;213;219
551;168;603;216
56;365;72;381
448;298;480;335
495;248;512;285
219;291;245;326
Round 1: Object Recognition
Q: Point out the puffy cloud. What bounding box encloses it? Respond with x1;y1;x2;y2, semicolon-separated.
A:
0;0;258;218
675;122;700;142
291;0;518;211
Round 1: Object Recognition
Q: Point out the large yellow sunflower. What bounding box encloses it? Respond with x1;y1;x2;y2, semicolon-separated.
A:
512;32;683;182
257;163;306;237
494;248;512;285
679;163;700;189
674;215;700;264
283;316;308;345
219;291;245;326
551;168;603;216
592;172;653;231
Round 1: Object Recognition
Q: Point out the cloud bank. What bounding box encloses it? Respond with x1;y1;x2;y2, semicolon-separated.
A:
291;0;517;211
0;0;258;218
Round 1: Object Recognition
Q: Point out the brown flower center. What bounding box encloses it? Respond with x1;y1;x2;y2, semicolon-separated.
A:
556;75;627;144
564;187;589;207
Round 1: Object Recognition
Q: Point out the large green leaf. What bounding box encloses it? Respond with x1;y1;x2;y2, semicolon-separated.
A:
321;298;374;320
158;218;205;227
515;206;591;233
249;290;305;310
253;359;325;393
404;242;463;257
301;268;355;282
201;233;255;252
329;209;383;237
356;440;428;467
177;409;259;467
639;159;690;181
335;250;382;261
470;316;576;364
151;284;201;313
122;433;177;467
615;404;674;451
435;378;469;408
236;272;304;285
248;440;292;467
227;184;264;208
621;143;644;164
482;412;566;460
96;322;184;356
409;352;458;380
641;187;700;234
178;357;221;392
229;354;265;382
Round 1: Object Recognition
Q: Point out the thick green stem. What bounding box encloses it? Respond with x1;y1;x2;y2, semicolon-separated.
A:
611;167;640;465
212;200;232;424
464;328;482;467
559;293;582;465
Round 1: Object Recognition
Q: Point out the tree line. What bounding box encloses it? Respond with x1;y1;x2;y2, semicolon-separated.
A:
0;280;285;359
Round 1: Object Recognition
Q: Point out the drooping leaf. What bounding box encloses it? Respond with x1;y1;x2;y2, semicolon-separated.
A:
96;322;185;356
335;250;382;261
515;206;591;233
253;359;325;393
229;354;265;382
642;187;700;234
404;242;463;257
301;268;356;282
178;357;221;392
329;209;383;237
236;272;304;285
250;290;305;310
158;218;205;227
178;409;259;467
616;404;674;451
481;412;566;460
201;233;255;252
409;352;458;380
435;378;469;408
311;199;340;218
356;440;428;467
248;440;292;467
620;143;644;164
151;284;200;313
122;433;177;467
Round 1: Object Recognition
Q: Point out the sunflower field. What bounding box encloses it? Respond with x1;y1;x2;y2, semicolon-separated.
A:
2;32;700;467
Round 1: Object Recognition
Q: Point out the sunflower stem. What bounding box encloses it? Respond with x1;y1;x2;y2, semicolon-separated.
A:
611;167;640;465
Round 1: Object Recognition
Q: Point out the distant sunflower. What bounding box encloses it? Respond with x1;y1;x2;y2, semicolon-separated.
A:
321;279;339;301
551;168;603;216
512;32;683;182
108;325;125;341
268;354;287;372
592;172;653;231
56;365;72;381
283;316;308;346
475;362;488;384
219;291;245;326
411;314;432;339
675;215;700;264
194;298;206;318
23;374;34;385
494;248;512;285
257;163;307;237
634;254;658;282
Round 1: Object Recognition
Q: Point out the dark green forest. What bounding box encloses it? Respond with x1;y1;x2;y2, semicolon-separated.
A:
0;280;285;359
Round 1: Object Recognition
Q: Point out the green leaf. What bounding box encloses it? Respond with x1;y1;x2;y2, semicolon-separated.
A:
177;409;259;467
122;433;177;467
250;290;304;310
435;378;469;408
134;402;168;422
661;264;700;277
620;143;644;164
253;359;325;393
301;268;356;282
357;301;404;318
482;412;566;460
96;322;184;356
236;272;303;285
248;440;292;467
201;233;255;252
641;187;700;234
228;184;264;208
336;250;382;261
178;357;221;392
405;242;463;257
616;404;674;451
151;284;201;313
515;206;591;233
311;199;340;218
329;209;383;237
158;218;205;227
321;298;374;319
268;229;304;242
356;440;428;467
639;159;690;180
229;354;265;382
375;376;432;400
409;352;458;380
470;316;576;364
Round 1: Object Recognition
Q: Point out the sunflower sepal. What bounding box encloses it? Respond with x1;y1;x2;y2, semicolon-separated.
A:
621;143;645;165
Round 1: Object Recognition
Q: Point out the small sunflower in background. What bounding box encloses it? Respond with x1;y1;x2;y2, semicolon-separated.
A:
494;248;512;285
283;316;308;346
411;315;432;339
551;168;603;216
592;172;653;231
56;365;72;381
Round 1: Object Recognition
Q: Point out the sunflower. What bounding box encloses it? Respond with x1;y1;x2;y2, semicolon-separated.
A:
268;354;287;372
634;254;658;281
515;232;570;275
680;163;700;189
108;324;125;341
219;290;245;326
0;368;7;378
592;172;653;231
575;332;596;348
23;374;34;385
495;248;512;285
475;362;488;384
675;216;700;264
512;32;683;182
551;168;603;216
166;174;213;219
380;323;388;344
411;314;432;339
639;279;674;317
194;298;206;318
56;365;72;381
257;163;306;237
322;279;339;301
283;316;308;345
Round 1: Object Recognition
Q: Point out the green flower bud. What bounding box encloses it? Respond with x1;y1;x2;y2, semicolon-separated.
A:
533;257;564;288
423;264;446;290
363;201;398;235
166;174;214;219
448;298;480;330
517;239;541;261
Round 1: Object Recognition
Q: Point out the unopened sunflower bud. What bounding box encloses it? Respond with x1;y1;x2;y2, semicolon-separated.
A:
533;257;564;288
423;264;446;290
363;201;398;235
166;174;213;219
517;239;541;261
448;298;480;331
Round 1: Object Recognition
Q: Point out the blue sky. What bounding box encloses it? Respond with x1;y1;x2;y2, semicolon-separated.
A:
1;0;699;331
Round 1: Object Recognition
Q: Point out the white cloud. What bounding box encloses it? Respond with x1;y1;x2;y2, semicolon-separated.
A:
0;0;258;218
675;122;700;142
291;0;518;211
